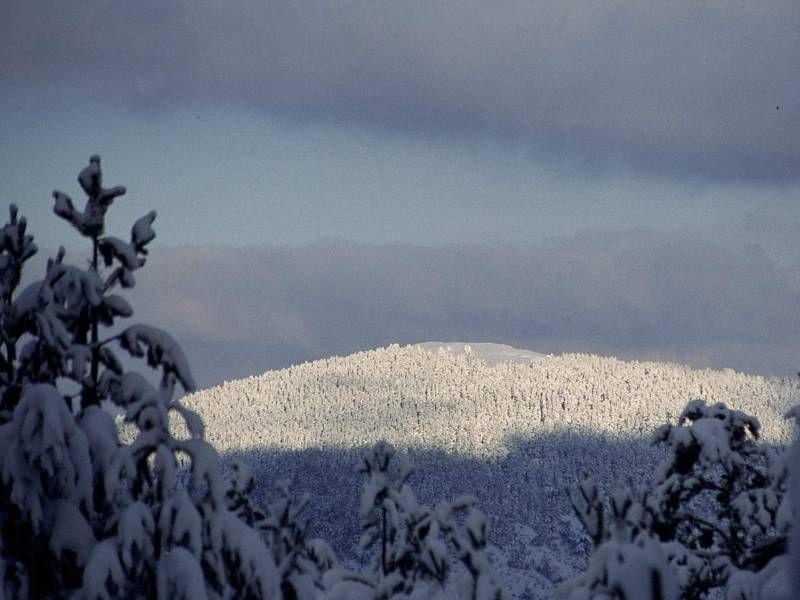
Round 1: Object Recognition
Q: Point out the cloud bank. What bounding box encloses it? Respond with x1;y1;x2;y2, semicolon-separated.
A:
120;230;800;389
2;1;798;181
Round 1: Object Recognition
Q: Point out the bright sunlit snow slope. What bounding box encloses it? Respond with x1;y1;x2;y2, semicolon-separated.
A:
184;343;796;456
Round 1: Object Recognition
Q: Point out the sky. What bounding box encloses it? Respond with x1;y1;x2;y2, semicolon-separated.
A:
2;1;799;387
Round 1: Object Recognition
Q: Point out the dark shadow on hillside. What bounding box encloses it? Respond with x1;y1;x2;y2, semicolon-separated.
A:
223;431;669;561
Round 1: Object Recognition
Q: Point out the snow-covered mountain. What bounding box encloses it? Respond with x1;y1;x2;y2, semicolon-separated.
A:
183;344;798;598
186;343;795;455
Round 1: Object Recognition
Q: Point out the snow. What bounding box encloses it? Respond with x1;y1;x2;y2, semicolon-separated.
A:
77;155;101;196
230;459;253;494
78;406;119;475
102;294;133;318
2;384;93;529
97;237;142;271
54;155;126;238
691;417;741;469
131;211;157;251
215;510;280;598
0;203;37;272
52;191;83;233
574;534;679;600
185;344;795;457
118;502;155;573
174;345;798;597
417;342;545;366
180;438;225;508
154;443;177;497
49;499;95;567
66;344;92;381
728;556;792;600
120;324;196;393
46;262;104;311
35;304;71;351
83;540;125;600
159;490;202;558
323;577;374;600
156;548;209;600
9;280;43;330
171;402;205;440
466;509;488;549
113;371;160;408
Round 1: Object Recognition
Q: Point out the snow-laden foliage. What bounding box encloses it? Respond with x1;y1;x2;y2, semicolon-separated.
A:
0;204;38;417
225;461;332;599
0;157;283;598
561;400;799;599
0;384;93;531
322;442;506;600
224;441;508;600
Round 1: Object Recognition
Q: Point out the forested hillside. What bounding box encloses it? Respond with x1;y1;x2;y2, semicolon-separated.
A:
186;344;797;456
178;346;799;597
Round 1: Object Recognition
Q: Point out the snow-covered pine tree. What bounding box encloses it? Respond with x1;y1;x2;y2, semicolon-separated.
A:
321;442;506;600
226;459;338;599
560;399;798;599
0;156;280;598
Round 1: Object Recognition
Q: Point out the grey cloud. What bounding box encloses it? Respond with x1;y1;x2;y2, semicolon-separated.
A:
2;1;798;181
123;231;800;389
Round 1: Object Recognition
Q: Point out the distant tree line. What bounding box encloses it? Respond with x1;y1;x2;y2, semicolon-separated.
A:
187;344;795;457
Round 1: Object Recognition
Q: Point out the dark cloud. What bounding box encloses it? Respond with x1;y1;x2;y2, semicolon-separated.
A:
120;231;800;389
2;1;798;181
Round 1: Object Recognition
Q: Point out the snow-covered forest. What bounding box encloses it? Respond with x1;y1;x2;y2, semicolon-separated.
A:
1;156;799;599
186;344;798;455
184;344;799;597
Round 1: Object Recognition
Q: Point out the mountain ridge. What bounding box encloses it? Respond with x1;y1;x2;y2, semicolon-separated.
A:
184;343;797;456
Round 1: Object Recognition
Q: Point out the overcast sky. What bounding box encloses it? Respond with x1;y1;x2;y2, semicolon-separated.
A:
2;1;799;385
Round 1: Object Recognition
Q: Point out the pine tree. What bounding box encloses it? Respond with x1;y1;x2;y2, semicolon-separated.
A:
0;156;279;598
561;400;797;599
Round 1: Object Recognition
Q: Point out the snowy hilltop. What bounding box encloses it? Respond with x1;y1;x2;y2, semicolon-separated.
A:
415;342;546;366
185;343;797;456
